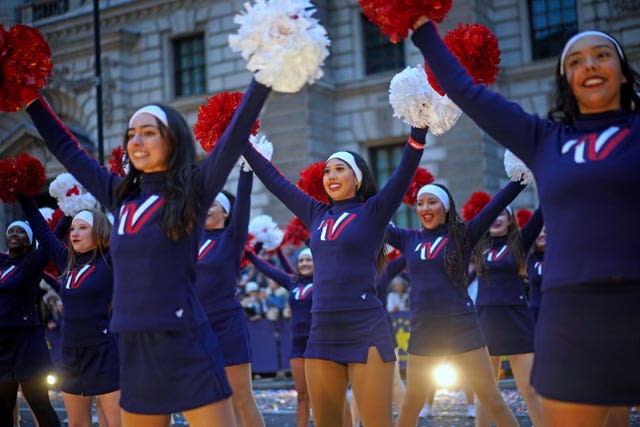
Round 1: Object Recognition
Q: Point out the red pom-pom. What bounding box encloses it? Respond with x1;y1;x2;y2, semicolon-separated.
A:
516;208;533;229
109;146;127;177
193;91;260;153
240;233;256;269
0;24;52;112
403;167;435;206
0;158;20;203
461;191;491;222
426;23;501;96
283;217;310;247
0;153;45;203
359;0;452;43
297;161;329;204
15;153;45;197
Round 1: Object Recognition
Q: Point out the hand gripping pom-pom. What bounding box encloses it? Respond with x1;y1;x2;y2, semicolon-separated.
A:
249;215;284;251
297;161;328;204
228;0;330;93
461;191;491;222
426;23;501;96
389;65;461;134
241;134;274;172
0;154;46;203
359;0;452;43
283;216;310;247
0;24;52;112
194;91;260;153
504;150;534;185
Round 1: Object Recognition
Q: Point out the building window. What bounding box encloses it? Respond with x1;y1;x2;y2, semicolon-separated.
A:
173;34;206;97
31;0;69;21
369;144;420;229
528;0;578;60
362;15;405;75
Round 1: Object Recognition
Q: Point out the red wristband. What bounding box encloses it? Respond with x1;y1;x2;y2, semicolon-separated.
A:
407;136;425;150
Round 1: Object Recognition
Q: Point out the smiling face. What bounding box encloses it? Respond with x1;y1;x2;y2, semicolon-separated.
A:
6;226;30;255
489;210;511;237
416;193;447;230
69;218;95;254
323;158;358;201
126;113;171;173
204;200;228;230
297;254;313;277
564;35;627;114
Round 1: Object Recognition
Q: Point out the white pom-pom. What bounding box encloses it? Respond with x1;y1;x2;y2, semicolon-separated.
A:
59;193;98;217
249;214;284;251
49;173;98;216
228;0;330;93
504;150;535;185
389;64;462;135
241;133;274;172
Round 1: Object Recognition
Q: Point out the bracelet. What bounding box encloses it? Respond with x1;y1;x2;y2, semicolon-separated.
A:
407;136;425;150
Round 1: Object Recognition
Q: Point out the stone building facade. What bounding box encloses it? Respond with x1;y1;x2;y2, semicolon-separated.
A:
1;0;638;240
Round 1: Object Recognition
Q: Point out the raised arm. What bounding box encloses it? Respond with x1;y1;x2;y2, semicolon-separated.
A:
242;143;325;228
519;208;543;253
228;169;253;245
245;251;292;288
276;247;295;274
366;127;425;223
26;99;120;210
18;197;68;272
411;22;546;163
196;79;271;207
466;180;527;245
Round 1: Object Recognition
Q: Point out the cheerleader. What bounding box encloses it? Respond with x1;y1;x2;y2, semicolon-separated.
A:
527;227;545;323
388;182;525;427
412;16;640;426
195;169;265;427
473;207;543;427
246;247;314;427
0;221;60;426
24;78;270;425
20;197;121;427
242;127;425;427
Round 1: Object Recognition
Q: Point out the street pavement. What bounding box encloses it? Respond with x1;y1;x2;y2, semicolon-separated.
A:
16;377;640;426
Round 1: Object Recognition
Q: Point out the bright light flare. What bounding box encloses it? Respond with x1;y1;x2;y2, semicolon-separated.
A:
46;374;57;386
433;363;457;388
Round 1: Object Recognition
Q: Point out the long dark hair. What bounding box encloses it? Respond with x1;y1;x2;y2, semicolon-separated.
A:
548;31;640;124
429;184;469;288
115;105;205;241
474;210;527;277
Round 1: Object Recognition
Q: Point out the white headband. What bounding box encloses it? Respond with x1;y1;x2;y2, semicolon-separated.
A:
128;105;168;128
215;193;231;214
73;210;94;227
560;31;624;75
298;248;312;260
505;206;513;216
7;221;33;244
326;152;363;189
417;184;450;212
